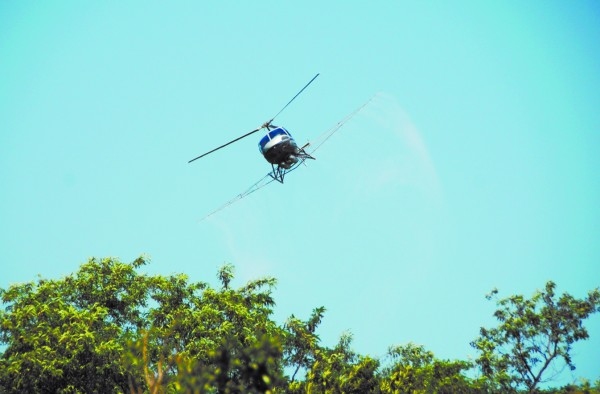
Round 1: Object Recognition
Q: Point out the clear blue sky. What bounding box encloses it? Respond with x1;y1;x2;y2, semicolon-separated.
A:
1;1;599;385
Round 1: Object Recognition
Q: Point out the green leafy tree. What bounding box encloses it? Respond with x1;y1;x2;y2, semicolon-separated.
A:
471;281;600;393
3;257;599;394
0;257;151;393
379;343;481;394
136;263;288;393
296;332;380;394
0;258;288;393
284;306;326;383
532;377;600;393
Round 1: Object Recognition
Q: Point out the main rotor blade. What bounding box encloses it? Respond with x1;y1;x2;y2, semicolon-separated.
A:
188;73;319;164
268;73;320;123
188;127;261;163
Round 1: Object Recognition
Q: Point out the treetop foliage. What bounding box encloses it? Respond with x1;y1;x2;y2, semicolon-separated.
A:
1;257;598;393
471;281;600;393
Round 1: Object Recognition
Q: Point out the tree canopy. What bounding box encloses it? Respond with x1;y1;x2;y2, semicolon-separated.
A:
1;257;598;393
471;282;600;393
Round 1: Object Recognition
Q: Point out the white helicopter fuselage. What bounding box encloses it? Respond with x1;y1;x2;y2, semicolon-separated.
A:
258;127;300;169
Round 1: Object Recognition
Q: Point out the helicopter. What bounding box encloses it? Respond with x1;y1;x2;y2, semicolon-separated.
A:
188;73;320;183
188;74;374;219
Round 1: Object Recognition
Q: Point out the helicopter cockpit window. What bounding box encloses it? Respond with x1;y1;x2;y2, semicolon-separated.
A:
268;129;290;140
258;135;270;151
